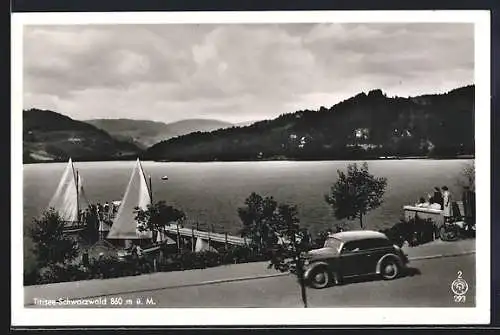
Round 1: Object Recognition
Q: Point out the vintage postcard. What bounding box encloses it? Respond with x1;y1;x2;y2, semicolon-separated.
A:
12;10;491;326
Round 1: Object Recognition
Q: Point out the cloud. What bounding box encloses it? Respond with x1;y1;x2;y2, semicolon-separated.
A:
23;23;474;123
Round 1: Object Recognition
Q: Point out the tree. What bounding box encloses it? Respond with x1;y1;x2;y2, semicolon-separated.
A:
83;205;99;243
29;208;79;269
457;161;475;191
456;161;476;231
325;162;387;229
237;192;279;253
134;201;186;243
268;204;312;308
238;193;312;307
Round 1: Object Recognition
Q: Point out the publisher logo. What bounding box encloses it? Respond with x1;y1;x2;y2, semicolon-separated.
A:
451;271;468;302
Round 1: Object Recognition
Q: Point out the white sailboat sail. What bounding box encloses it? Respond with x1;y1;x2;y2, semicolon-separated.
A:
76;172;90;212
195;237;218;253
48;158;88;224
107;158;152;240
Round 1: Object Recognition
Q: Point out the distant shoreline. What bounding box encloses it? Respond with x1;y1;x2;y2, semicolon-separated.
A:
23;155;475;164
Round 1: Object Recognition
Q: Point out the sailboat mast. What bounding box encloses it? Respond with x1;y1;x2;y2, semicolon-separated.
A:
70;158;80;224
137;158;153;204
76;169;80;223
149;175;153;204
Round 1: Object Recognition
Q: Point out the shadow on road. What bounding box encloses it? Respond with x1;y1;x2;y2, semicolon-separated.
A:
335;267;422;287
404;267;422;277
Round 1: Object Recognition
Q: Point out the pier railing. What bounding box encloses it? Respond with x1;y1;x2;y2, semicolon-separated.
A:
163;224;249;247
62;220;86;233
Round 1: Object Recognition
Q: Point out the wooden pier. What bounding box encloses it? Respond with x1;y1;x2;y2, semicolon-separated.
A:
65;218;250;255
163;224;248;247
62;221;86;234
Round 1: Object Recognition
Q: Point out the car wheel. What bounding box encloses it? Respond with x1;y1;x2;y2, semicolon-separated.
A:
308;267;331;289
380;258;400;280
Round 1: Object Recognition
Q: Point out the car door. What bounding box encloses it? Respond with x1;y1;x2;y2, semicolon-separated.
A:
339;240;374;277
362;238;392;274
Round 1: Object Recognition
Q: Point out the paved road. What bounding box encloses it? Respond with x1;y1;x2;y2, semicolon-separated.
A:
34;254;475;308
24;238;475;306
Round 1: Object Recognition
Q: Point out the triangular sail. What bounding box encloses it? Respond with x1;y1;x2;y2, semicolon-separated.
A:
107;159;152;240
76;172;90;211
156;232;176;245
194;237;218;253
48;158;88;223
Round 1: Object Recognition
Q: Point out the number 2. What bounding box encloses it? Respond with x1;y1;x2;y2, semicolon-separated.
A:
457;271;462;279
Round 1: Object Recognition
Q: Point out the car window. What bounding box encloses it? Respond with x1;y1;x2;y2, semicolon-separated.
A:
324;237;342;252
341;238;390;253
341;241;365;253
367;238;391;249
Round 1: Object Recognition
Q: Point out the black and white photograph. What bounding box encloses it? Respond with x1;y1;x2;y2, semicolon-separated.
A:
12;10;491;326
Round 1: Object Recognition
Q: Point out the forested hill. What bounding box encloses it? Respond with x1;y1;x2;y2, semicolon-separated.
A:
23;109;141;163
85;118;233;149
144;85;475;162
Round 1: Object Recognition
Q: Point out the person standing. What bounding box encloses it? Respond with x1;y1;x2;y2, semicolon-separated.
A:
431;186;444;209
442;186;452;223
104;201;110;221
97;202;103;222
81;249;90;269
97;252;105;279
462;186;476;229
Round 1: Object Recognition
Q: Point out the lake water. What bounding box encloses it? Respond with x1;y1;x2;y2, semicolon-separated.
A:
22;159;472;269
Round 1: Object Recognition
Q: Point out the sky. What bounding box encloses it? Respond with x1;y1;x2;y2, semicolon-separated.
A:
23;23;474;124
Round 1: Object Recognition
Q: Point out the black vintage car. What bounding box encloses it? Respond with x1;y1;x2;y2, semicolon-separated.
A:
303;230;409;289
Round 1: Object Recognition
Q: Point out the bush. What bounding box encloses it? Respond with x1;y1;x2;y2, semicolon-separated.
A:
82;255;154;279
223;245;254;264
155;245;271;273
29;209;79;268
380;220;408;247
179;251;220;269
158;250;220;272
36;263;88;285
380;216;436;247
310;230;330;249
26;244;275;285
24;267;41;286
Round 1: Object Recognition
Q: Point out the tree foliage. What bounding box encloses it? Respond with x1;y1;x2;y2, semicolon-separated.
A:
29;208;79;268
325;162;387;229
135;201;186;242
237;193;279;253
457;161;475;191
267;203;311;308
238;192;311;307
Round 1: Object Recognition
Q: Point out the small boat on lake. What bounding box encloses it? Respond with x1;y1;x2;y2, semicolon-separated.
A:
107;158;153;244
106;158;176;253
47;158;89;233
